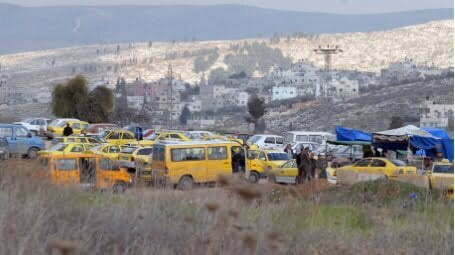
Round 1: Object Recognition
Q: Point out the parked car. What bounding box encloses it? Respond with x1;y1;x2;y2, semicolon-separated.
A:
292;142;320;154
428;160;453;196
337;158;417;178
14;118;52;136
247;134;285;150
46;119;89;138
86;123;119;136
0;124;45;158
246;148;291;183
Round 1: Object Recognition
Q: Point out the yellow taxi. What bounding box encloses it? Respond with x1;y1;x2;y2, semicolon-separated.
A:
143;140;243;189
246;149;291;183
117;146;153;170
47;119;89;137
428;160;454;196
103;129;136;145
41;153;132;191
267;159;298;184
38;142;95;157
51;136;105;145
337;157;417;178
88;144;124;160
131;131;190;146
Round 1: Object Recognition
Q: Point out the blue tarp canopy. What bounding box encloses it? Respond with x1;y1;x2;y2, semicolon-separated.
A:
420;128;453;161
422;128;451;139
335;126;372;142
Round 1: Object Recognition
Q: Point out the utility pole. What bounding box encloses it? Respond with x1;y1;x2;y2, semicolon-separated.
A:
314;45;342;97
167;64;174;129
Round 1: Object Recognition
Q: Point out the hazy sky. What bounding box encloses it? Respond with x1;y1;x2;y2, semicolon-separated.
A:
2;0;453;14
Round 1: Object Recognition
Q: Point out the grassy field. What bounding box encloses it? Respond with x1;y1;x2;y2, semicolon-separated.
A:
0;159;453;255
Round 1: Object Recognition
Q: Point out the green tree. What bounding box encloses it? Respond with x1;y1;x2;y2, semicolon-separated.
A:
389;116;404;129
179;106;191;126
246;95;266;133
51;75;114;123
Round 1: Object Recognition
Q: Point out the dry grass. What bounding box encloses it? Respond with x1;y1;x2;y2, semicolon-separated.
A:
0;160;453;255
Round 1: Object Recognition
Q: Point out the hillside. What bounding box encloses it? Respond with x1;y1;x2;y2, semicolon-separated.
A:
0;3;452;53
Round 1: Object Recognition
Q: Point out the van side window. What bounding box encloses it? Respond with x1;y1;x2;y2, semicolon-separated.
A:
208;146;227;160
15;127;28;137
171;148;205;161
56;159;77;170
276;137;284;144
100;158;119;171
152;146;165;161
264;137;275;144
0;127;13;137
296;135;309;142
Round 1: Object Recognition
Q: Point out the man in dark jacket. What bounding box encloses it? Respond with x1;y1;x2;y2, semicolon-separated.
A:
298;147;311;184
63;123;73;136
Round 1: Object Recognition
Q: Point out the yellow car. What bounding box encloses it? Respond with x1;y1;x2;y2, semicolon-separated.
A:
268;159;298;184
246;149;291;183
38;142;95;157
117;146;153;169
47;119;89;137
338;157;417;178
89;144;124;160
51;136;105;145
428;160;454;196
103;129;136;145
132;132;190;146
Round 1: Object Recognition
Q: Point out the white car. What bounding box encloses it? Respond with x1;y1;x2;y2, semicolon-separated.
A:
14;118;52;136
247;134;285;150
292;142;320;154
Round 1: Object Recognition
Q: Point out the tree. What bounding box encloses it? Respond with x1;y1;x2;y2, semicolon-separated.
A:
179;106;191;126
246;95;266;133
51;75;114;123
389;116;404;129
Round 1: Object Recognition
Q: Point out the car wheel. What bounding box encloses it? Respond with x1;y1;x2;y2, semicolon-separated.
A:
177;176;194;190
27;148;39;159
113;183;127;193
248;171;260;183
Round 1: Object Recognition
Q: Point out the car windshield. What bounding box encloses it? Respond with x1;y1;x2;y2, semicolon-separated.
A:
433;164;454;174
120;147;137;154
267;153;290;161
57;121;68;127
248;135;262;144
49;143;68;151
145;133;159;140
48;119;61;126
391;160;406;166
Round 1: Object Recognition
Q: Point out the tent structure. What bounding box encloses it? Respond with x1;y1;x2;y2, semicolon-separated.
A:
373;125;453;161
335;126;372;142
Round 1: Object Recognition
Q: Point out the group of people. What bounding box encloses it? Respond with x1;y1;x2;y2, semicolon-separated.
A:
284;144;319;184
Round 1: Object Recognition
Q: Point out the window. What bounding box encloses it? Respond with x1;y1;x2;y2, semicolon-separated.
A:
309;135;323;144
120;147;137;154
170;134;182;139
433;165;454;174
171;148;205;161
208;146;227;160
258;152;267;160
55;159;77;170
71;123;81;129
391;160;406;167
31;120;39;125
354;159;371;167
108;132;120;139
100;158;119;171
88;138;99;143
248;135;262;144
267;153;290;161
15;127;29;137
371;159;386;167
282;160;296;168
276;137;284;145
122;132;134;139
264;137;275;144
0;127;13;137
296;135;309;142
109;146;120;153
70;146;84;152
137;148;153;156
152;146;165;161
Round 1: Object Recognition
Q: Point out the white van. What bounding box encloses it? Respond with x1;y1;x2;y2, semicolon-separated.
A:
247;134;285;150
283;131;335;145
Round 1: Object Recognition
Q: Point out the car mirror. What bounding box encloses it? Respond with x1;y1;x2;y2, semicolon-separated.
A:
27;133;32;138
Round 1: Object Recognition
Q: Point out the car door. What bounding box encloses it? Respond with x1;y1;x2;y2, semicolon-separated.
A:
14;126;31;154
1;127;16;153
52;158;80;185
97;158;118;188
263;137;275;149
71;123;81;134
275;160;298;184
206;146;230;181
351;159;372;173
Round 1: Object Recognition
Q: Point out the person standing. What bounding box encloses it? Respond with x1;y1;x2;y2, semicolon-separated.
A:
63;123;73;136
298;147;311;184
284;144;293;159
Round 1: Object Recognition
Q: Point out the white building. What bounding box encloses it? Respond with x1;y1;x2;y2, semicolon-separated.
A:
329;77;359;99
272;86;297;101
420;96;454;129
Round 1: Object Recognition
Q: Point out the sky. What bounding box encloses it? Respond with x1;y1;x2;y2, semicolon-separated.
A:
1;0;453;14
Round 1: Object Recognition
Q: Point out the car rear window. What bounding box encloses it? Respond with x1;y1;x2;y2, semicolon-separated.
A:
433;164;454;174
